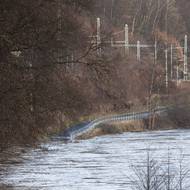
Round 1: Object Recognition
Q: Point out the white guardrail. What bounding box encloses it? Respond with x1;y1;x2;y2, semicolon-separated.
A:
63;107;167;141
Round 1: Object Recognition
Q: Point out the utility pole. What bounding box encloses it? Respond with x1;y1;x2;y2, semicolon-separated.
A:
165;0;169;46
103;0;106;20
66;56;69;72
184;35;188;80
57;0;62;40
165;49;169;90
71;53;74;71
110;0;114;21
165;0;169;90
171;44;173;80
137;41;141;62
177;65;179;86
57;0;62;64
154;40;157;64
125;24;129;55
97;17;101;55
30;49;34;113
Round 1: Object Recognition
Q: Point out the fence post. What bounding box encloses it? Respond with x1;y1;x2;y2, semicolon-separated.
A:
137;41;141;62
125;24;129;55
184;35;188;80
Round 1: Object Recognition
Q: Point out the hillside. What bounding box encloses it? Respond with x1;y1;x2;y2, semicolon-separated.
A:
0;0;190;148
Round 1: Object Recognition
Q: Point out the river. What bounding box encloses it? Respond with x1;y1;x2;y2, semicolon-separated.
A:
1;129;190;190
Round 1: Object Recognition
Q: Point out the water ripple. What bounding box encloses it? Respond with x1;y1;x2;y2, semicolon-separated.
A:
1;129;190;190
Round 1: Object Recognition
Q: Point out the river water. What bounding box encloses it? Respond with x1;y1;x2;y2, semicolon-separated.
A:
1;129;190;190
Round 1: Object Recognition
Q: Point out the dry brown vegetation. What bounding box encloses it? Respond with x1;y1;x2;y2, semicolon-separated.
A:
77;121;146;140
0;0;190;149
77;115;180;140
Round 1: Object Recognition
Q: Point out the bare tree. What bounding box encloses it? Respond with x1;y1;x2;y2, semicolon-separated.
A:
130;151;165;190
130;150;190;190
176;151;190;190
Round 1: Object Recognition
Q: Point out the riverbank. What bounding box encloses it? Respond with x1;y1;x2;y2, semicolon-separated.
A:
77;115;179;140
0;103;189;156
77;104;190;140
1;106;189;149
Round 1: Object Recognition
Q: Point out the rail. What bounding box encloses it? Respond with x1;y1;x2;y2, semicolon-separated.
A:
63;107;167;141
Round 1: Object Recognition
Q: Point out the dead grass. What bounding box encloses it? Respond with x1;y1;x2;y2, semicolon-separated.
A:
77;116;182;140
77;120;147;140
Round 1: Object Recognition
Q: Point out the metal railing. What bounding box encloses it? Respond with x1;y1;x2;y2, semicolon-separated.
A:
64;107;167;141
